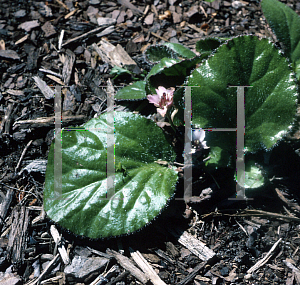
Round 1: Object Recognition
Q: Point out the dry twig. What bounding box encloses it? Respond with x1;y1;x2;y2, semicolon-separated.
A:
129;247;167;285
169;227;216;261
106;248;149;284
247;238;282;274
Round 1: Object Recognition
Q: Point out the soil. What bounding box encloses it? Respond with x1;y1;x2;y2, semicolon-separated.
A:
1;0;300;284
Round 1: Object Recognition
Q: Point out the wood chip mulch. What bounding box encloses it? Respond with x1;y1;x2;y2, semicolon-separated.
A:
1;0;300;284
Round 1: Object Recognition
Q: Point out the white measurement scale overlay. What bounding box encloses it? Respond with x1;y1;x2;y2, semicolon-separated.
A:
53;84;253;201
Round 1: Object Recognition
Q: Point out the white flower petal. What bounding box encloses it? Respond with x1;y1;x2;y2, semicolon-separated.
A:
192;129;205;142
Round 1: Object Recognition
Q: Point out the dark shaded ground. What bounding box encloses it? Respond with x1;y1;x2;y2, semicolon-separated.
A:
1;0;300;284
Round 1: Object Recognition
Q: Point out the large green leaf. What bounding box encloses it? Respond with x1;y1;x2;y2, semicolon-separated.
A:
115;80;146;100
163;43;196;59
196;37;228;54
187;35;298;168
44;112;178;239
146;56;205;96
145;43;195;63
145;45;179;62
261;0;300;65
146;58;180;79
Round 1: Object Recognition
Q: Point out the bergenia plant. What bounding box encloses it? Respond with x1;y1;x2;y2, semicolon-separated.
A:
44;0;300;239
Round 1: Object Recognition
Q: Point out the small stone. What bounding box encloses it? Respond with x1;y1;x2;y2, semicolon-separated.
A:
41;254;54;262
74;246;92;257
112;10;120;20
87;6;99;17
65;0;74;10
8;83;15;89
220;266;229;276
16;76;27;89
97;17;116;26
149;23;160;33
84;49;91;63
169;6;175;12
126;9;133;19
74;46;84;55
14;10;27;18
6;89;24;96
0;273;22;285
117;10;126;24
30;10;41;20
144;13;154;25
4;77;13;88
211;0;220;10
159;271;169;279
18;20;40;32
38;2;52;17
186;6;198;18
126;20;133;28
170;38;179;43
32;139;44;147
180;248;191;259
176;6;182;14
166;242;179;257
172;11;182;24
132;34;144;43
167;28;177;37
90;0;100;5
142;253;160;264
178;36;187;42
64;256;109;281
126;40;138;54
42;21;56;37
13;131;27;142
232;1;245;9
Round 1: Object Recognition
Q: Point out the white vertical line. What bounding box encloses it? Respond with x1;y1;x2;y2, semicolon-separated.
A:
54;86;62;200
106;79;115;199
236;86;246;199
183;86;192;201
228;85;253;201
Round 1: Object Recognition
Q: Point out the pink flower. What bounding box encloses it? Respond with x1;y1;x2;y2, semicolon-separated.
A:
147;86;175;117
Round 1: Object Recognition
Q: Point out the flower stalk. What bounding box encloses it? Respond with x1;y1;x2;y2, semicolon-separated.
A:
147;86;183;143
